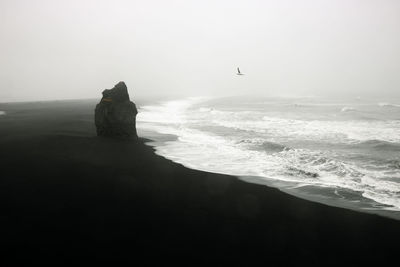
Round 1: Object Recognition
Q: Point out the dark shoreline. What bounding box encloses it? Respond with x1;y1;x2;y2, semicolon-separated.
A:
1;100;400;265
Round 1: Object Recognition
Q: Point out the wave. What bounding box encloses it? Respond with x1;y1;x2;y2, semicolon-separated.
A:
137;97;400;211
386;159;400;170
237;138;287;153
286;166;319;178
378;102;400;108
341;107;357;112
356;140;400;151
148;127;400;210
0;111;5;116
211;113;400;144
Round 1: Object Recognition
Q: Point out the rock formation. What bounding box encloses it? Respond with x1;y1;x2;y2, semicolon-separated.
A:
95;81;138;138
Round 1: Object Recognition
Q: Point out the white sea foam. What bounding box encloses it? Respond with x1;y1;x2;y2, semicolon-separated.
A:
137;97;400;211
341;106;356;112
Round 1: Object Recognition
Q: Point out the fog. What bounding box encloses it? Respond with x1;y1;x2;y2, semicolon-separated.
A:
1;0;399;102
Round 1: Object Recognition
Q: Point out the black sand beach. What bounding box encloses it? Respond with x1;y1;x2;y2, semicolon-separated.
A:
1;100;399;265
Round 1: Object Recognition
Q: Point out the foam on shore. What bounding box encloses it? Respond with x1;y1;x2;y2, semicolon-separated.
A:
137;97;400;215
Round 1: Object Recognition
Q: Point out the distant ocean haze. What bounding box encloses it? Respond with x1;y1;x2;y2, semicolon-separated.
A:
137;96;400;217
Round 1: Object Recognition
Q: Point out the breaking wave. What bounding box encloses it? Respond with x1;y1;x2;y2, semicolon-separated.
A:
341;107;356;112
378;102;400;108
137;97;400;213
210;112;400;144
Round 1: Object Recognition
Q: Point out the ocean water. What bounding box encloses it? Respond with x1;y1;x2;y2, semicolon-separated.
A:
137;96;400;218
0;111;5;116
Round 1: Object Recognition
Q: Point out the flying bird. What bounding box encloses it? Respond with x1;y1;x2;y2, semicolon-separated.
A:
236;67;244;75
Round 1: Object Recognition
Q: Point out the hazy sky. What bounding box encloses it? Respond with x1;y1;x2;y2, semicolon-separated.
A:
1;0;399;102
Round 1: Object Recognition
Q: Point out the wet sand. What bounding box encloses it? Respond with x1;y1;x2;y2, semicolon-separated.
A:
0;100;399;265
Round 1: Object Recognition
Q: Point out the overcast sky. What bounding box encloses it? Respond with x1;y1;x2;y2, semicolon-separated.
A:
1;0;399;102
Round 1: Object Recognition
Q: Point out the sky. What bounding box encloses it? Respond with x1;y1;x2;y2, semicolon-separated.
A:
1;0;399;102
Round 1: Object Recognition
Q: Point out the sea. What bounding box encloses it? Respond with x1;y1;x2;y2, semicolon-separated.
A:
137;96;400;219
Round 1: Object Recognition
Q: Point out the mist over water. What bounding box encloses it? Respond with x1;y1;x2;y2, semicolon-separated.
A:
1;0;400;102
137;96;400;216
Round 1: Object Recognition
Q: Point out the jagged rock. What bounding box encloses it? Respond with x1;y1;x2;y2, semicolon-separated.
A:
95;82;138;138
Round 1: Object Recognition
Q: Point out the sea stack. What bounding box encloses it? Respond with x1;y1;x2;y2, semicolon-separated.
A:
95;81;138;138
